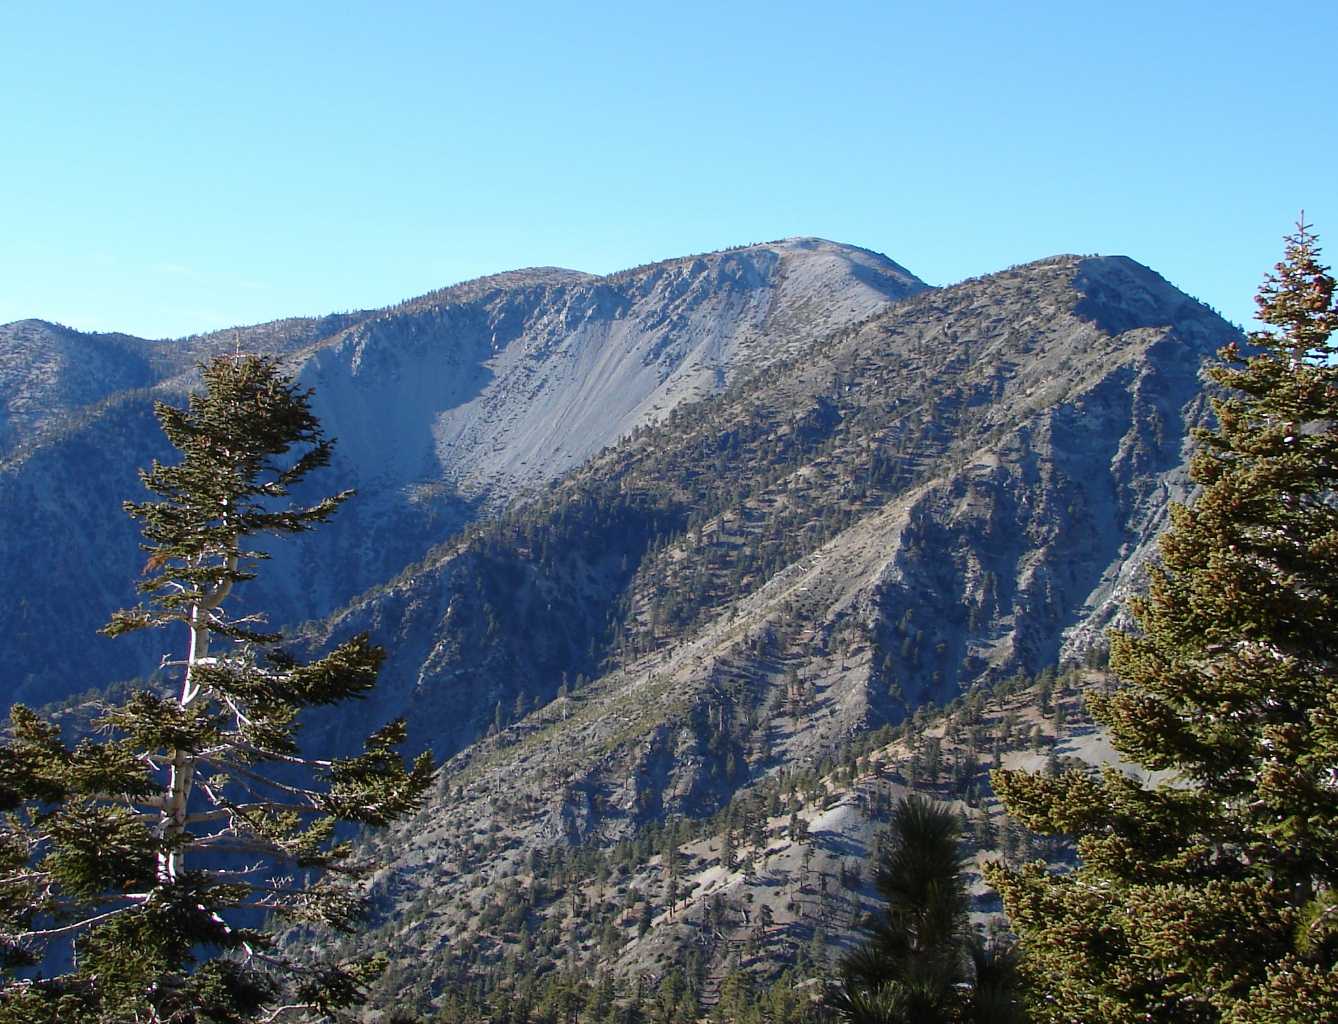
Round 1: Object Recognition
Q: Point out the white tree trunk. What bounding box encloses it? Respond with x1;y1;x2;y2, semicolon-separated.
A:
160;553;234;883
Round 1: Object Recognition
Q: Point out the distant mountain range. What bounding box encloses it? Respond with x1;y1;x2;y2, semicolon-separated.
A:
0;238;1236;1010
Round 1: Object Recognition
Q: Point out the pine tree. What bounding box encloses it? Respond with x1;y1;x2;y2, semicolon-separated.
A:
0;354;435;1022
827;794;1019;1024
988;222;1338;1022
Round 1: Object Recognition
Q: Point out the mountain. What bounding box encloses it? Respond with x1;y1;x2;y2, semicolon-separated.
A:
1;239;1237;1015
306;253;1221;759
287;252;1234;1012
0;238;923;706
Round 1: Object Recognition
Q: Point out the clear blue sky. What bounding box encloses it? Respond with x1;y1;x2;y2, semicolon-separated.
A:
3;2;1333;338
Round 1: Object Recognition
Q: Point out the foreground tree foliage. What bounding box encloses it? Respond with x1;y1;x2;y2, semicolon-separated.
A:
0;355;434;1022
827;795;1019;1024
988;222;1338;1021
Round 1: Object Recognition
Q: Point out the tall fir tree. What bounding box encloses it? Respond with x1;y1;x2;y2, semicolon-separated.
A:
987;222;1338;1022
0;354;434;1023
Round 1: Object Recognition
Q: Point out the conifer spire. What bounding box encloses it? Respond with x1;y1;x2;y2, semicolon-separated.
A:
987;222;1338;1021
0;354;434;1023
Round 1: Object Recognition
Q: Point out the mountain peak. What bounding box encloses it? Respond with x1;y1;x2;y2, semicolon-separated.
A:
1074;254;1233;335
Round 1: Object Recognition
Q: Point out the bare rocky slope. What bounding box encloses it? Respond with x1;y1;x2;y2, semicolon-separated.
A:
281;253;1234;1014
0;239;921;706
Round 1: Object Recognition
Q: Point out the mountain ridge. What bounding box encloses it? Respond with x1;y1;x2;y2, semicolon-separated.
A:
0;238;925;706
299;252;1223;764
0;241;1241;1014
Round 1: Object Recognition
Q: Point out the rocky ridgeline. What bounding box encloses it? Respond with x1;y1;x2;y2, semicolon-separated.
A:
308;254;1223;762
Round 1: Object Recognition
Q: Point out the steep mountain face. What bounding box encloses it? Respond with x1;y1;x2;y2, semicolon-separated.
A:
296;254;1233;1009
0;239;922;706
310;254;1221;761
303;239;920;505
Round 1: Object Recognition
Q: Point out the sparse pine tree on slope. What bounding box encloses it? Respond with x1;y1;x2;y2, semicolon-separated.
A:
0;354;434;1023
987;222;1338;1022
828;794;1019;1024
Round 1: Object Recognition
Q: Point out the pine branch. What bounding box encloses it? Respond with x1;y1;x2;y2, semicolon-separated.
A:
10;895;148;940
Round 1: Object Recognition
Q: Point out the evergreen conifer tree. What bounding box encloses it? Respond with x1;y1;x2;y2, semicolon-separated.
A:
827;794;1019;1024
987;222;1338;1022
0;354;435;1022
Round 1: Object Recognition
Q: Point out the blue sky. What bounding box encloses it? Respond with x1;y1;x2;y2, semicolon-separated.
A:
3;2;1333;338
